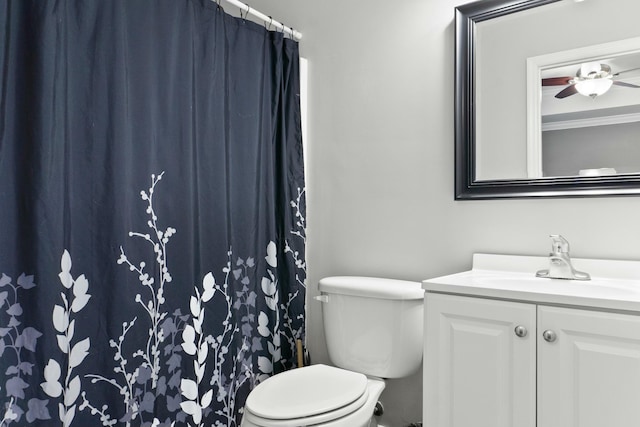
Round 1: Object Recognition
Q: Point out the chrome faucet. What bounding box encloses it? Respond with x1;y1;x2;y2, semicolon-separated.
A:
536;235;591;281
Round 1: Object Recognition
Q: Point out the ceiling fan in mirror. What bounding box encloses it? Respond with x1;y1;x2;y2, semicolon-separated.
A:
542;62;640;99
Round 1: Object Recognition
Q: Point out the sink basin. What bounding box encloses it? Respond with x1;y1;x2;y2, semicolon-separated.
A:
472;272;637;296
423;254;640;312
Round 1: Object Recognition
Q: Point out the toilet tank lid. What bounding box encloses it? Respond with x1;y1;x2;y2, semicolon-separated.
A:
318;276;424;300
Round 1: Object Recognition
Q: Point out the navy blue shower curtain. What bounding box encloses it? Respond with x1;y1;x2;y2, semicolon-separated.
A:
0;1;306;426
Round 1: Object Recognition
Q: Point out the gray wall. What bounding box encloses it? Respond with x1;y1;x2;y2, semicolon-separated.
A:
240;0;640;425
543;122;640;176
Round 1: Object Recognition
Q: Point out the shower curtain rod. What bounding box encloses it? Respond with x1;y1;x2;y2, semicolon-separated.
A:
218;0;303;39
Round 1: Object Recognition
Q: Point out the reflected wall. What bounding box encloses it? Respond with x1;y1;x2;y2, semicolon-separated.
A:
475;0;640;181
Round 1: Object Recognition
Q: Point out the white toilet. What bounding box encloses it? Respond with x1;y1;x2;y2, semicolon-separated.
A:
241;276;424;427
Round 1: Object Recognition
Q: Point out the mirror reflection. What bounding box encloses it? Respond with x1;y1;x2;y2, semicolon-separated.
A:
473;0;640;183
539;55;640;178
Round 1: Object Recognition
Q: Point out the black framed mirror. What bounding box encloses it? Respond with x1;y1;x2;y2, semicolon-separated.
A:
455;0;640;199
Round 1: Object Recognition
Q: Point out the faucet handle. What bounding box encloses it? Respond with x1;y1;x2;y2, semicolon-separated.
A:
549;234;570;254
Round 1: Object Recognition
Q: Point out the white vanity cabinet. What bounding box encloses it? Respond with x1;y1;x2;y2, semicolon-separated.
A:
423;254;640;427
537;305;640;427
425;293;536;427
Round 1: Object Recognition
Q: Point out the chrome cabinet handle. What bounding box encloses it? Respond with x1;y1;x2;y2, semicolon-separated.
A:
514;325;528;338
542;330;557;343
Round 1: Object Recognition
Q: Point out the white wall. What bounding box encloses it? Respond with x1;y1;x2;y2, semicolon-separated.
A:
242;0;640;425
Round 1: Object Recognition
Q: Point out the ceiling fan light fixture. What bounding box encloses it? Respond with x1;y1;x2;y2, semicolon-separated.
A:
575;78;613;98
579;62;602;77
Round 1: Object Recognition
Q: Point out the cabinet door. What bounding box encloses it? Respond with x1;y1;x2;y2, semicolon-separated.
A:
538;306;640;427
424;293;536;427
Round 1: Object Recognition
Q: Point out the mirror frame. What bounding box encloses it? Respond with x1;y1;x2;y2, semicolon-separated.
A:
455;0;640;200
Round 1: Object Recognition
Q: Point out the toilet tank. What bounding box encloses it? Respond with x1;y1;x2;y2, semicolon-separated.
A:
318;276;424;379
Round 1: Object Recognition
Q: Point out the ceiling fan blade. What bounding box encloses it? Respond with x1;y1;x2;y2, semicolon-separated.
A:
555;84;578;99
613;80;640;89
542;76;573;86
613;67;640;77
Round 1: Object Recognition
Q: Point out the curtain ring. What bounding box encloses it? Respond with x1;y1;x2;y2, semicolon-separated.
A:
242;5;250;21
266;16;273;31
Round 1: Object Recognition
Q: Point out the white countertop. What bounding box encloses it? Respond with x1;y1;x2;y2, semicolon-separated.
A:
423;254;640;312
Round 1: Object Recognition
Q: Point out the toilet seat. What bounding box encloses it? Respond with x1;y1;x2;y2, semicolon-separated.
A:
243;364;369;427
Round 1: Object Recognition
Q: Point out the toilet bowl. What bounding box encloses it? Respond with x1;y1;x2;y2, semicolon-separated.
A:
242;364;385;427
241;277;424;427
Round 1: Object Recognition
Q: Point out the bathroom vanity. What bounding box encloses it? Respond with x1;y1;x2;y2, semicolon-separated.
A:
422;254;640;427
